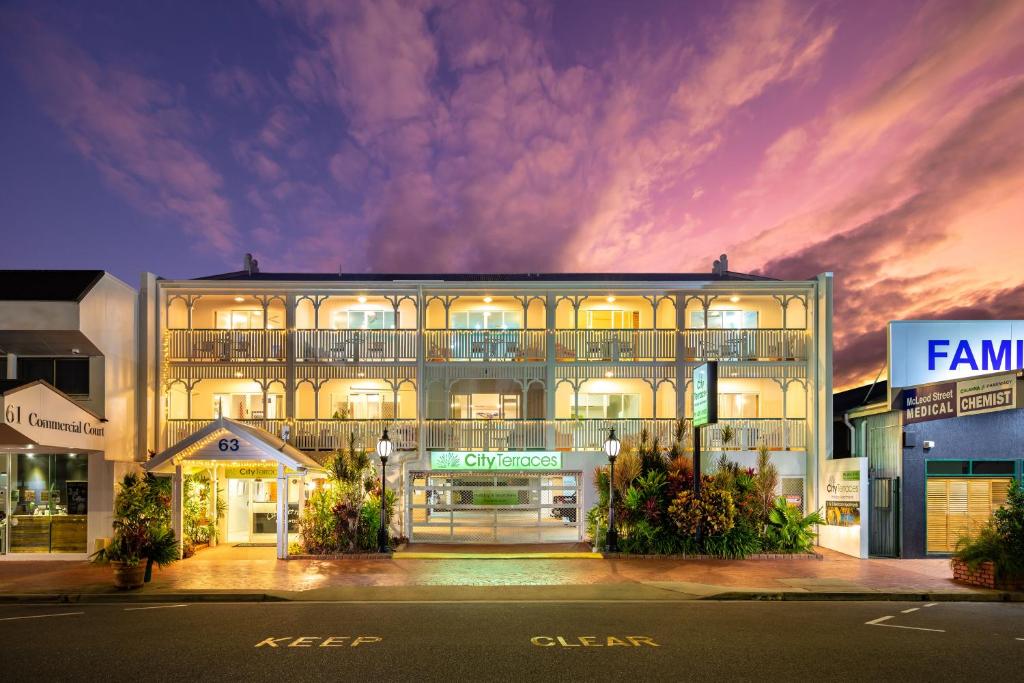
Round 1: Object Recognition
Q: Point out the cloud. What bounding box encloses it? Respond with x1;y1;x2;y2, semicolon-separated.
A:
209;64;267;104
2;11;239;253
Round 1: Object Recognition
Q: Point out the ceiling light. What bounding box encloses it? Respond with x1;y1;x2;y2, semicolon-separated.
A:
729;295;740;303
234;296;245;302
26;444;33;449
606;296;616;303
604;371;613;378
358;296;367;304
483;296;493;303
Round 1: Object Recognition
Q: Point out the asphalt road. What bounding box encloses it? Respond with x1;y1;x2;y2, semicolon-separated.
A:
1;600;1021;681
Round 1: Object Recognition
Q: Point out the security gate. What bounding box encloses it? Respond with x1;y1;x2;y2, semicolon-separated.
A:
869;476;900;557
408;470;583;543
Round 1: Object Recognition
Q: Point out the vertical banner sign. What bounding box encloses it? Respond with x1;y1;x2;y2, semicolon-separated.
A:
693;361;718;427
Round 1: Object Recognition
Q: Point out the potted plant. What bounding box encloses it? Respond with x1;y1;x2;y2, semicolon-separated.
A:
92;472;180;589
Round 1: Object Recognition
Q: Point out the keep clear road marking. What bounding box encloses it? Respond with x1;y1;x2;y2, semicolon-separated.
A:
865;615;945;633
255;636;383;648
901;608;920;613
531;636;660;648
124;604;189;611
0;612;84;622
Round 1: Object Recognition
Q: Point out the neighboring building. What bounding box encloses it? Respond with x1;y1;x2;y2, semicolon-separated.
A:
833;320;1024;559
139;258;834;549
0;271;138;557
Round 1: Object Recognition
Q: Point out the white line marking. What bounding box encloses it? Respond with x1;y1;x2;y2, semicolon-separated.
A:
1016;638;1024;641
924;603;937;607
124;604;188;611
0;612;84;622
866;616;894;625
901;608;920;613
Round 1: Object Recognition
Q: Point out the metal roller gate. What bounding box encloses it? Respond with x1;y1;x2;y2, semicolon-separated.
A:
408;470;583;543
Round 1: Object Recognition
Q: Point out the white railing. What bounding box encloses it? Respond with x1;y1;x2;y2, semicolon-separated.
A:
424;419;547;450
164;418;418;452
294;329;417;362
424;330;546;362
685;418;806;450
555;330;675;362
683;329;806;361
554;418;677;450
166;329;287;362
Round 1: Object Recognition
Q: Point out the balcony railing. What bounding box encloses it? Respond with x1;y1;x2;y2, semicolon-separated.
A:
683;329;806;361
555;330;674;362
425;330;546;362
555;418;678;450
166;329;287;362
425;419;547;450
685;418;806;450
165;418;418;452
295;329;417;362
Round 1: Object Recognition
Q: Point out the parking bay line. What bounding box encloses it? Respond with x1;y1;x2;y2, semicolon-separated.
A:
866;615;945;632
0;612;84;622
124;604;189;611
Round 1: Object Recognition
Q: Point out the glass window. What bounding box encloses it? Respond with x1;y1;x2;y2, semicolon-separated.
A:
8;454;88;554
586;310;636;329
214;309;281;329
970;461;1015;475
333;309;396;330
451;310;522;330
17;357;90;396
926;460;969;475
450;393;519;419
718;393;759;419
690;309;758;329
213;393;283;419
576;393;640;419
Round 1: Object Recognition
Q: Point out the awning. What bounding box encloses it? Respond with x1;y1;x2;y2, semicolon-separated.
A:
144;417;324;474
0;379;106;453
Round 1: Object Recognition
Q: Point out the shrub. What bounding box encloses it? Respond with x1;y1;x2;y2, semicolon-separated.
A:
955;479;1024;579
92;472;179;582
668;486;735;537
752;445;779;528
764;498;823;553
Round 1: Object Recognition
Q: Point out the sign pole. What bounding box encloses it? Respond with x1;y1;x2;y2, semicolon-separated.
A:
693;422;702;544
691;361;718;547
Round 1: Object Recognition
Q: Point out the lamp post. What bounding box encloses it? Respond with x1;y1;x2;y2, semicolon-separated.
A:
376;428;393;553
603;428;621;553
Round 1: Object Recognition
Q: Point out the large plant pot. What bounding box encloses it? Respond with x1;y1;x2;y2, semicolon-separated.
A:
111;561;146;590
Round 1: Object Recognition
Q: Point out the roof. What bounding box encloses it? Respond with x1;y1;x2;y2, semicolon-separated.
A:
0;270;105;302
0;378;104;421
195;270;780;283
833;380;889;414
143;417;323;474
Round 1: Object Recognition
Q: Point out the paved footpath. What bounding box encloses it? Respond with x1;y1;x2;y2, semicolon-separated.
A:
0;545;1010;601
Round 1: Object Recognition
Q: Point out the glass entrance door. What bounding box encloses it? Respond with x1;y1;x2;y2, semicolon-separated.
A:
226;476;301;544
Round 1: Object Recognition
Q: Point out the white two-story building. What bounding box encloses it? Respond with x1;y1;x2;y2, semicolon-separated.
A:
138;259;833;547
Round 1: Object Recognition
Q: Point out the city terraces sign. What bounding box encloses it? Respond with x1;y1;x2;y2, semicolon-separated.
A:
430;451;562;471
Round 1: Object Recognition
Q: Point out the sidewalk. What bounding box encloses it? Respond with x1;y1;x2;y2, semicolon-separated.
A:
0;545;1015;602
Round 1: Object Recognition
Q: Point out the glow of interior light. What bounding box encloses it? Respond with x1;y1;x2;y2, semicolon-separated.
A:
234;296;245;302
605;371;613;378
234;371;243;378
483;296;493;303
729;295;740;303
606;296;616;303
358;296;367;304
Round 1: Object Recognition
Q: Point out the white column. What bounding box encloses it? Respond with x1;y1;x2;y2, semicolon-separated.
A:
674;294;686;419
5;353;16;379
171;465;184;556
544;293;557;450
210;467;219;547
276;463;288;559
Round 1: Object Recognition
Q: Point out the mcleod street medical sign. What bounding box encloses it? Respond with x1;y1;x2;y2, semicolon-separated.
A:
900;372;1018;424
431;451;562;471
889;320;1024;387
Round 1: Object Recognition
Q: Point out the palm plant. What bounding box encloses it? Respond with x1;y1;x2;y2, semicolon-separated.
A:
752;444;780;528
764;498;823;553
93;472;180;583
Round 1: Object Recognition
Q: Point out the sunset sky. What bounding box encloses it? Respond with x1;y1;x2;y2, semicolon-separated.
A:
1;0;1022;387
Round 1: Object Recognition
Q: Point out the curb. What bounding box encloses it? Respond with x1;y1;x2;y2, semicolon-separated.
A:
394;552;602;560
0;592;287;604
704;591;1024;602
602;552;822;561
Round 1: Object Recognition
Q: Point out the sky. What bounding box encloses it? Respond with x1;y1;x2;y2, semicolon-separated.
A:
1;0;1022;388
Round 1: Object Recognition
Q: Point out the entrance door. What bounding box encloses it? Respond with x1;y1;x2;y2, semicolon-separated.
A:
227;479;250;543
226;477;302;544
408;471;582;543
869;477;900;557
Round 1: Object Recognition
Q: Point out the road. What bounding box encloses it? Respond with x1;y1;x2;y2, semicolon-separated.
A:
1;600;1021;681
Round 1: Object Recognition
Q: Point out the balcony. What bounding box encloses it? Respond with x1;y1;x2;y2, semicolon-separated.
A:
425;330;546;362
555;330;674;362
425;419;547;450
683;329;806;361
165;418;418;452
553;417;806;451
295;329;417;362
166;329;287;362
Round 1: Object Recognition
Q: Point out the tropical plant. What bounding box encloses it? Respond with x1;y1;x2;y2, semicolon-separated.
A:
719;424;735;449
182;472;225;553
955;479;1024;579
752;444;779;527
764;498;823;553
92;472;180;582
611;446;642;499
668;486;735;537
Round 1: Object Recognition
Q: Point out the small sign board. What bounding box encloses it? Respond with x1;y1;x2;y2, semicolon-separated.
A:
693;362;718;427
899;372;1017;424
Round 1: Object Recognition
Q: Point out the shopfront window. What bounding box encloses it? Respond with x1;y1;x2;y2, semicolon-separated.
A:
5;454;88;554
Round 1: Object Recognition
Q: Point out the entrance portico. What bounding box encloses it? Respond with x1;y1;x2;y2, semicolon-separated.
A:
144;417;323;559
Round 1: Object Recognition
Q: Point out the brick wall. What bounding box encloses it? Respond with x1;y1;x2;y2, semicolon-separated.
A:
951;558;1024;590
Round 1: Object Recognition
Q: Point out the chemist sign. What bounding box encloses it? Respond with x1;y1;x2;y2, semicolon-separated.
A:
900;372;1018;424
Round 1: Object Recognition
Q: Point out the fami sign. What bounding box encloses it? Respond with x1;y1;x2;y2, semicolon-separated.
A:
431;451;562;471
889;320;1024;388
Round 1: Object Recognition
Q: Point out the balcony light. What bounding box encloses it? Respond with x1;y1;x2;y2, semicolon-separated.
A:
729;295;740;303
358;296;367;304
606;296;616;303
605;371;613;378
234;296;245;302
483;296;493;303
234;371;243;378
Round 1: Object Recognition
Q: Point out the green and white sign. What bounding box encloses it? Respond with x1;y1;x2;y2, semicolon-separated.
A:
693;361;718;427
431;451;562;471
472;490;521;506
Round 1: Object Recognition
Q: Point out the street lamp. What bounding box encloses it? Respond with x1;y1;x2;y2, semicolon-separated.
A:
376;428;394;553
603;428;621;553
